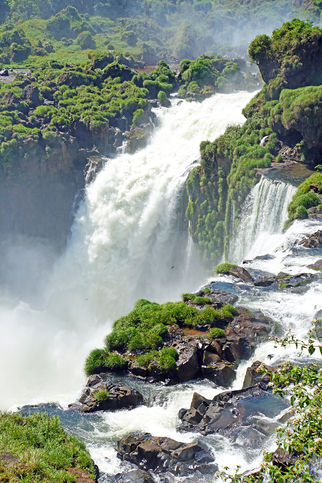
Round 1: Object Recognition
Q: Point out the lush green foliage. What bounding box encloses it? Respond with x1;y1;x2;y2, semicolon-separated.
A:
0;412;95;481
93;389;109;401
0;1;319;67
209;327;226;338
84;348;127;376
178;55;245;100
287;172;322;221
215;262;237;274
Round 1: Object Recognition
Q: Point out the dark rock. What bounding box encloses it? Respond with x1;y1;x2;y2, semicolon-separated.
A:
307;259;322;271
117;433;216;477
226;266;254;283
0;68;9;76
112;469;154;482
69;374;144;412
300;230;322;249
178;384;287;438
242;361;270;388
176;343;200;382
201;362;235;387
23;85;40;106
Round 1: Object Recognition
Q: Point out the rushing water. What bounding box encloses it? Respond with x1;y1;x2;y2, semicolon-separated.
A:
229;176;296;262
1;90;321;481
0;91;254;410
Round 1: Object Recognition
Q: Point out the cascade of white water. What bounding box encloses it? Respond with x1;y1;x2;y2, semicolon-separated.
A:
0;91;255;409
229;176;296;263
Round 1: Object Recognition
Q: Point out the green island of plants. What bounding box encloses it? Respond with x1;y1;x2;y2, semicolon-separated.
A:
0;412;95;482
84;297;238;376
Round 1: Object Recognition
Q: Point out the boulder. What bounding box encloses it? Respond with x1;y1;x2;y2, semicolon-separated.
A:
201;361;235;387
176;343;200;382
242;361;270;388
226;265;254;283
300;230;322;248
307;259;322;271
178;384;287;438
69;374;144;412
117;433;216;477
23;85;40;107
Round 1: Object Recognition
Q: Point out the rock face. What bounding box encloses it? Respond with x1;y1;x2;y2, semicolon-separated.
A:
178;384;287;442
300;230;322;249
69;374;144;412
117;433;217;477
254;272;316;291
307;259;322;271
225;265;254;283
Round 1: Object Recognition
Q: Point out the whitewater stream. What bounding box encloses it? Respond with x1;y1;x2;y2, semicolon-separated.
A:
1;91;321;480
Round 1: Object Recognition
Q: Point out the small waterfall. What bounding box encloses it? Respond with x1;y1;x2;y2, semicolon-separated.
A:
229;176;296;263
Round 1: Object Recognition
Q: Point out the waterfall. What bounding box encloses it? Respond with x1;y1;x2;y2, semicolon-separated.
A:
229;176;296;263
0;90;255;409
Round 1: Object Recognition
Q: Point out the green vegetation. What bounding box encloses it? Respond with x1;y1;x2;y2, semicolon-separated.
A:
178;55;248;100
85;298;238;375
209;327;226;338
136;346;178;371
182;293;211;304
215;263;237;274
93;389;109;401
287;172;322;221
0;1;319;68
0;412;95;481
85;349;127;376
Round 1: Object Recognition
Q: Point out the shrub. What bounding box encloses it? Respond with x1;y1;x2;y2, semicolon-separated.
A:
85;348;108;376
93;389;109;401
158;90;170;107
158;347;178;371
104;353;127;371
215;263;237;274
209;328;226;338
182;293;196;302
194;296;211;305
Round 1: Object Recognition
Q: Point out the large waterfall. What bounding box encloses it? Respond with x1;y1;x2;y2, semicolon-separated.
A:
0;91;255;410
229;176;296;263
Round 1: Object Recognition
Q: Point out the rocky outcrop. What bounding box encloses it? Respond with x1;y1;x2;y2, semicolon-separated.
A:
178;384;287;442
117;433;216;477
254;272;316;291
307;259;322;270
300;230;322;248
69;374;144;412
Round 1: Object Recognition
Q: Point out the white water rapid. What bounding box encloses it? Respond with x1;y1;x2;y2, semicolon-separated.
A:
0;91;255;410
229;176;297;263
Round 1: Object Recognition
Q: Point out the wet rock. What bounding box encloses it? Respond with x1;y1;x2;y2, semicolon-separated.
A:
225;265;254;283
201;361;236;387
300;230;322;248
117;433;216;477
255;272;316;291
307;259;322;271
176;343;200;382
178;384;287;438
69;374;144;412
196;287;238;307
103;469;154;483
242;361;270;388
0;68;9;76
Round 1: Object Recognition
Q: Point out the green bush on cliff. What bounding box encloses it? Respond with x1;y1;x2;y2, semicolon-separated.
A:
85;348;127;375
215;263;237;274
135;346;178;371
287;173;322;221
209;328;226;339
0;412;95;481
